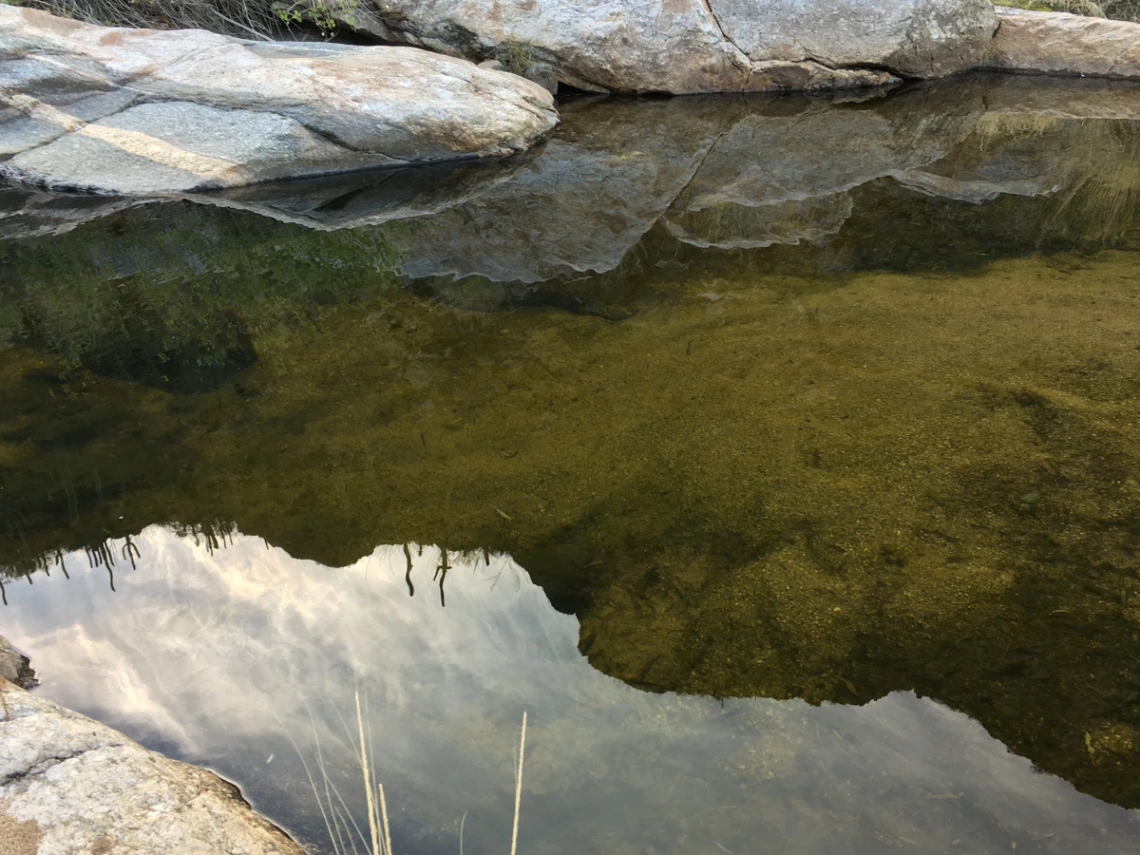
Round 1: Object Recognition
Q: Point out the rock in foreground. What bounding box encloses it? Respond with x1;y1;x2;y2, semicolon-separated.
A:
0;7;557;195
0;677;306;855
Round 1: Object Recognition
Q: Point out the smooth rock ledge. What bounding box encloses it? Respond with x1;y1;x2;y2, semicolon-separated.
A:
986;7;1140;79
0;7;558;195
325;0;999;93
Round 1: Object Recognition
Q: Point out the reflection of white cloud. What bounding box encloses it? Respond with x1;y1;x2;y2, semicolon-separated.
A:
33;620;198;751
4;526;1138;855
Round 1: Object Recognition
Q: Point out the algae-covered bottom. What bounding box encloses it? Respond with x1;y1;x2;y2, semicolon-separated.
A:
4;75;1140;853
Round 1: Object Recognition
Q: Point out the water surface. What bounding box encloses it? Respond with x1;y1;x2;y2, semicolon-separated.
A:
4;73;1140;853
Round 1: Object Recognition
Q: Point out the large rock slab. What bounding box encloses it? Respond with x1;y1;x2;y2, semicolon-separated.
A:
711;0;999;77
0;7;557;194
984;7;1140;79
0;676;307;855
336;0;996;93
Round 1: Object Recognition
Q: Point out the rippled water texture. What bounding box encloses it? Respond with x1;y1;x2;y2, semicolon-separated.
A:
5;74;1140;853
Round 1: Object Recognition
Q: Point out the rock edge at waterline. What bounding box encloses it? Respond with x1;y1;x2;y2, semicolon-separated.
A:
0;7;558;195
327;0;1140;94
0;634;35;689
331;0;997;93
985;6;1140;79
0;637;307;855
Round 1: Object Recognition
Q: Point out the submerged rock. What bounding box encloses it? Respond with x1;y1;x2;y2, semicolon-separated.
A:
0;7;557;195
0;678;306;855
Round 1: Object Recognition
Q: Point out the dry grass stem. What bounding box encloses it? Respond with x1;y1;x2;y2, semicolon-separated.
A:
379;783;392;855
287;697;530;855
510;711;527;855
356;690;383;855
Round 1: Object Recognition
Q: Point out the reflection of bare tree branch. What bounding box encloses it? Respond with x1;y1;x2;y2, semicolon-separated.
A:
84;541;118;592
3;524;249;601
438;548;450;608
122;535;140;571
403;543;415;598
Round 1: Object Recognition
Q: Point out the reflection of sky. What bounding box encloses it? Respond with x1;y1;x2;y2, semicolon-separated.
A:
3;527;1138;855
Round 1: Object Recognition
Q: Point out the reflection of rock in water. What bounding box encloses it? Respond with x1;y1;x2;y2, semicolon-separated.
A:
670;83;985;215
4;74;1140;279
187;154;534;231
392;97;732;284
662;193;854;249
393;85;990;286
0;154;529;240
0;184;147;240
894;113;1076;204
395;77;1140;303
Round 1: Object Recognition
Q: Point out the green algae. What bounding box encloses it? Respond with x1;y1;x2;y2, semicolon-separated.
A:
7;243;1140;808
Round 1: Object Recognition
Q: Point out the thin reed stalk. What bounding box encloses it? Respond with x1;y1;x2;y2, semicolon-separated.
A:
510;711;527;855
356;691;383;855
379;783;392;855
287;695;530;855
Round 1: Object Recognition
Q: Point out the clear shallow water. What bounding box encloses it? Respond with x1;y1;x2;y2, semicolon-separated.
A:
4;73;1140;852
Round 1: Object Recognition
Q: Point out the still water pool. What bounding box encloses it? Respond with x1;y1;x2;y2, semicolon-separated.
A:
4;73;1140;853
